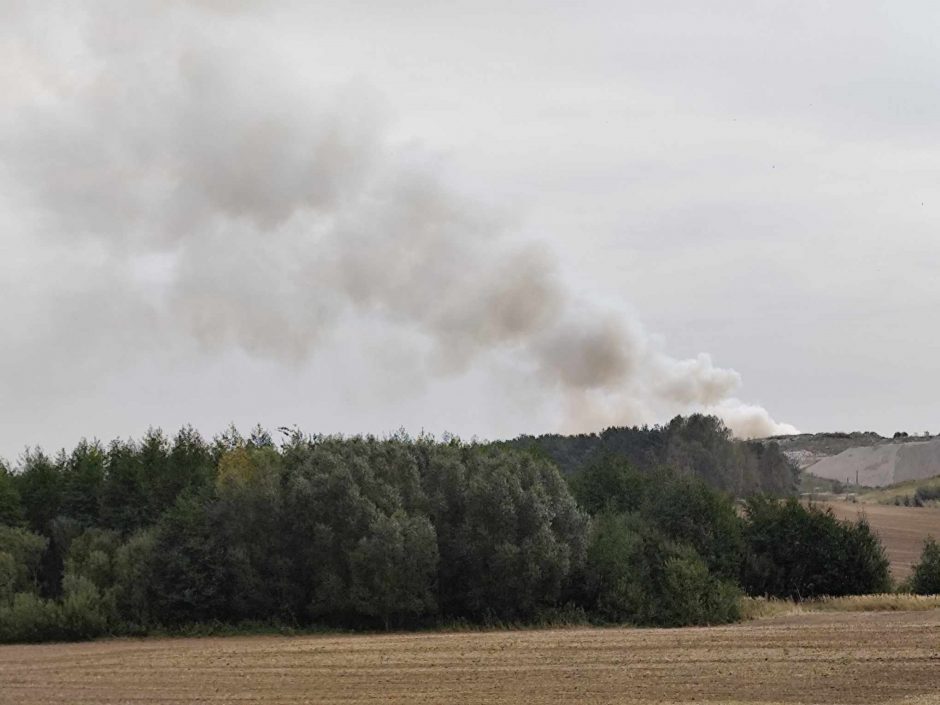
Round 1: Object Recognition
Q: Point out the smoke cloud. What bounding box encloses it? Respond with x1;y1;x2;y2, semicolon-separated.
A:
0;3;797;440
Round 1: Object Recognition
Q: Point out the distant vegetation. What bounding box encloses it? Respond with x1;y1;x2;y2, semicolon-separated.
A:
0;417;910;643
812;473;940;507
506;414;799;496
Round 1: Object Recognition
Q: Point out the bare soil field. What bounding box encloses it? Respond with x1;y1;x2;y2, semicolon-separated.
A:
816;500;940;580
3;610;940;705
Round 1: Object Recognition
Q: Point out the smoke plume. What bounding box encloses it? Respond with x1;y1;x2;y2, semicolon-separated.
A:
0;3;797;439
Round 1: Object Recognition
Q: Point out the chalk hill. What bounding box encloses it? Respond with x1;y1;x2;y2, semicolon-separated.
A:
768;433;940;488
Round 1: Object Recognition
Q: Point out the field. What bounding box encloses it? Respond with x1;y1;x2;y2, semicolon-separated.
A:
815;500;940;580
3;610;940;705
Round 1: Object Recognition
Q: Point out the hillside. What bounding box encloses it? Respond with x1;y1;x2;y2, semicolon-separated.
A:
768;432;940;488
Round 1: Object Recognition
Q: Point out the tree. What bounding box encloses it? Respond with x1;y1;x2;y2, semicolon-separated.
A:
581;511;649;623
113;528;158;628
741;497;890;599
0;462;23;527
99;440;148;534
15;450;63;534
0;526;48;599
909;537;940;595
426;445;589;622
349;513;438;629
60;440;106;526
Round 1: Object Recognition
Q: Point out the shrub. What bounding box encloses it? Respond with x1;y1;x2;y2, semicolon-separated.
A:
113;528;158;627
741;497;891;599
571;459;745;581
909;537;940;595
0;592;63;643
915;486;940;505
581;512;648;622
581;512;740;627
657;545;740;627
61;573;111;639
0;526;48;595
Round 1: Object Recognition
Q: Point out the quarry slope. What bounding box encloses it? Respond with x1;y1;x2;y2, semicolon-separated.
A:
770;433;940;488
806;437;940;487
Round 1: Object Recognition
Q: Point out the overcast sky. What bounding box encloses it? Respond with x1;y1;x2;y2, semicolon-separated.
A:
2;1;939;460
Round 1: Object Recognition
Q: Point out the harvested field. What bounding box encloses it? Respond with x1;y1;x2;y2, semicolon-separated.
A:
816;500;940;580
3;610;940;705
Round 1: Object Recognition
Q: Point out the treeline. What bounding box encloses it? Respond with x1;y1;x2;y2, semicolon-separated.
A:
506;414;798;496
0;421;902;643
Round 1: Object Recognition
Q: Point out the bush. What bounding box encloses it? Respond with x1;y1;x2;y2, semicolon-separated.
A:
657;545;740;627
909;537;940;595
0;526;48;595
581;512;740;627
915;486;940;505
741;497;891;599
571;459;745;581
61;573;111;639
0;592;63;643
581;512;648;622
113;528;158;628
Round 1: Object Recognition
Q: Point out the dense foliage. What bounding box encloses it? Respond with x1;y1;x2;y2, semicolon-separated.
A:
507;414;798;496
740;497;891;599
0;418;895;643
908;537;940;595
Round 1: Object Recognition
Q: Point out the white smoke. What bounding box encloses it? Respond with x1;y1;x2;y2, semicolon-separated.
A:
0;2;796;439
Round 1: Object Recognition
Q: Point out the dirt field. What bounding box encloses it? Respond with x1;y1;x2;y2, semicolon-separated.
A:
817;500;940;580
3;610;940;705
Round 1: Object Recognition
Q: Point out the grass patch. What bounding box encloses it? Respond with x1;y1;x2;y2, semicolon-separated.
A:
856;475;940;506
740;593;940;620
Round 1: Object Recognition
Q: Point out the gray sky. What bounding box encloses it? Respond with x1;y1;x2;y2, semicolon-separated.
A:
2;1;938;460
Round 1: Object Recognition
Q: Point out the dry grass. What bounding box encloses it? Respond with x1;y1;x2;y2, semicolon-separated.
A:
741;594;940;621
3;610;940;704
857;476;940;506
805;594;940;612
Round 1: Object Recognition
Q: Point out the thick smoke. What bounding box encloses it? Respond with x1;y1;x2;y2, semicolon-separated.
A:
0;3;797;439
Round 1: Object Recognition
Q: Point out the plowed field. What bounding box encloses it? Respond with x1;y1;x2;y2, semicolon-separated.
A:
818;501;940;580
3;610;940;705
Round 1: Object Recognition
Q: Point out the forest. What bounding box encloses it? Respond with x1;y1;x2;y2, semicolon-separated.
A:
506;414;798;495
0;417;896;642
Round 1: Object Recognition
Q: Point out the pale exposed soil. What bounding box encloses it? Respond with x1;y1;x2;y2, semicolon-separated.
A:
3;610;940;705
818;501;940;580
804;438;940;488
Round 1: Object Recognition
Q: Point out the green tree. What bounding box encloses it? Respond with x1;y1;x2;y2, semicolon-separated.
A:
60;440;106;526
15;450;63;534
909;537;940;595
0;526;48;598
99;440;149;534
426;445;589;621
656;544;740;626
741;497;890;599
0;462;23;527
581;511;649;622
349;513;439;629
113;528;158;628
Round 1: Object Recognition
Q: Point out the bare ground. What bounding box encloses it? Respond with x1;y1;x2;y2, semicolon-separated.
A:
3;610;940;705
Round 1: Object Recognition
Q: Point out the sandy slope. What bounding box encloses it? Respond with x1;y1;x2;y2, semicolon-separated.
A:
807;438;940;487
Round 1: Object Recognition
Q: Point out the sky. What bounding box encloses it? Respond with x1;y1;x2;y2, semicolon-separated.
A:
2;1;939;461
